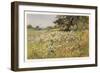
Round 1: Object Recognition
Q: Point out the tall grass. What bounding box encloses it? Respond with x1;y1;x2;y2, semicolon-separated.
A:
27;29;89;59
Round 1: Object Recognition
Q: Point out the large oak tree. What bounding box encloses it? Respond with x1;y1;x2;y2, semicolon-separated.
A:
54;15;89;31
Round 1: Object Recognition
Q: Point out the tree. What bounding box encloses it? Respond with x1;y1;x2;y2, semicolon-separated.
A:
27;24;33;28
54;15;89;31
35;26;41;30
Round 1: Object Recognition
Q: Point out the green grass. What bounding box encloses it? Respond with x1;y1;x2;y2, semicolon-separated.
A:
27;28;89;59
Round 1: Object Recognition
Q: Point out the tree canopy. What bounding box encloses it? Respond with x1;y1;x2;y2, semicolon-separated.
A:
54;15;89;31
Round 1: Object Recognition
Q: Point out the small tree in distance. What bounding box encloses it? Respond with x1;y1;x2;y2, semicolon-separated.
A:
27;24;33;29
35;26;42;30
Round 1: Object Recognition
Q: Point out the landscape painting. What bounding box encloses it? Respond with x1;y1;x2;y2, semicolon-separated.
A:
27;13;89;59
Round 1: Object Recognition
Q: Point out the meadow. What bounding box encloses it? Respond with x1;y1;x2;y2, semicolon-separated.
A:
27;28;89;59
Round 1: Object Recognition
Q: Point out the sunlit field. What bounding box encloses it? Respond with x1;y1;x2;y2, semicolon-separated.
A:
27;28;89;59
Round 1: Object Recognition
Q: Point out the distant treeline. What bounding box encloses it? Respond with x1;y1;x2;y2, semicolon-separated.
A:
27;25;42;30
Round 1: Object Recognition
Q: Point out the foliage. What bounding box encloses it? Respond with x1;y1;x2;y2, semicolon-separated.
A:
27;24;33;29
27;25;42;30
35;26;41;30
54;15;89;31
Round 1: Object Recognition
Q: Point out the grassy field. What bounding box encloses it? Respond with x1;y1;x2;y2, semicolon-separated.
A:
27;28;89;59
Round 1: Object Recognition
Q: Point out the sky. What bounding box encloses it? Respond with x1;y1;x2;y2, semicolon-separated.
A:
27;14;57;28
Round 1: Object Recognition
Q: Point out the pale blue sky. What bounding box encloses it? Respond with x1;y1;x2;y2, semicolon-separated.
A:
27;14;57;28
